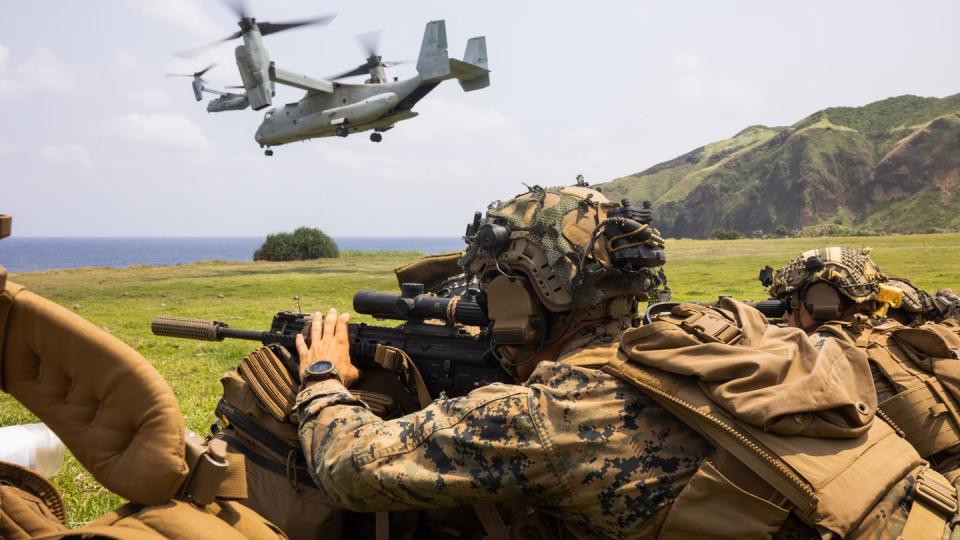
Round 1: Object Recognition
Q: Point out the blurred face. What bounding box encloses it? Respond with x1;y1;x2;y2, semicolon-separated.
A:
782;299;820;334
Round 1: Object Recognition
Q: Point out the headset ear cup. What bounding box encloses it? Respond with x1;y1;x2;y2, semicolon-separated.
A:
804;282;843;321
486;274;545;347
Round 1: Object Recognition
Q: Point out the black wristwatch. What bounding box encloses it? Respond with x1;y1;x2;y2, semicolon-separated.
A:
301;360;342;385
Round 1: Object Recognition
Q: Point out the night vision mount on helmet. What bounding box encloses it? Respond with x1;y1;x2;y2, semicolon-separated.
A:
461;183;669;351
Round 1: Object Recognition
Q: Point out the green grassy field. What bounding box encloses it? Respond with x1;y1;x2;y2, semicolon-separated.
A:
2;234;959;526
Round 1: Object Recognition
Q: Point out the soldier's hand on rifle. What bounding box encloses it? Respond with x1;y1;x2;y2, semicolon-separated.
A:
296;308;361;387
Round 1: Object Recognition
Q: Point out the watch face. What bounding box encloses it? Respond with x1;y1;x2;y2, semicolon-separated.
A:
307;360;335;376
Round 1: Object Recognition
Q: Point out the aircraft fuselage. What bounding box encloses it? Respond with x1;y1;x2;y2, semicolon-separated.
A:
254;76;426;146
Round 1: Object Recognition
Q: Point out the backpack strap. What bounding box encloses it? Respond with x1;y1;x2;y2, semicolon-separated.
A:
900;467;958;540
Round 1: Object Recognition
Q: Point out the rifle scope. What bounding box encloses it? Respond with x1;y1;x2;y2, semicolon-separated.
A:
353;283;488;327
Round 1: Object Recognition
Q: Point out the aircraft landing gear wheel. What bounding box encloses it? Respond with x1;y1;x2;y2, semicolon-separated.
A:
264;149;274;156
336;126;348;137
370;133;382;143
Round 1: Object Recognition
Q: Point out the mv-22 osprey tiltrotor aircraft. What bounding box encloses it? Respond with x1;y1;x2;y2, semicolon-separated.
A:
174;2;490;156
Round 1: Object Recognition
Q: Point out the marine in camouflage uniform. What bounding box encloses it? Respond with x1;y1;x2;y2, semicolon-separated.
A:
294;186;713;538
768;247;960;477
295;196;957;539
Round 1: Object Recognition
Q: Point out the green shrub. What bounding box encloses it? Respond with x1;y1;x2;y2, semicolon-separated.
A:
254;227;339;261
710;228;744;240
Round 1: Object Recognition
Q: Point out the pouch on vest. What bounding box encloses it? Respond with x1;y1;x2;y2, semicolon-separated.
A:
216;347;344;540
610;298;926;538
819;321;960;464
215;345;422;540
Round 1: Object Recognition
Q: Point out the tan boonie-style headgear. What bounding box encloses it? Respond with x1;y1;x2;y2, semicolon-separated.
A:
460;184;668;348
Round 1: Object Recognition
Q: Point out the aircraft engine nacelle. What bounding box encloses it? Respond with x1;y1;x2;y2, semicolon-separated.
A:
325;93;398;127
191;78;203;102
236;44;272;110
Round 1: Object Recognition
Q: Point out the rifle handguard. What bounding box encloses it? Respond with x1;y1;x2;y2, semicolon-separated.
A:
152;316;225;341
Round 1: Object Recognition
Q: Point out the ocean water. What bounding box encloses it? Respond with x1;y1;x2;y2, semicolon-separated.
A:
0;237;465;272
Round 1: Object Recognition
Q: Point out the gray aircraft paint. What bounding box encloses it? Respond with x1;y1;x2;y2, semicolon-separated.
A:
190;20;489;150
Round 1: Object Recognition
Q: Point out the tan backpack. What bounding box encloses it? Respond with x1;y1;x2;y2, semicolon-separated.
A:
584;299;956;539
0;271;285;539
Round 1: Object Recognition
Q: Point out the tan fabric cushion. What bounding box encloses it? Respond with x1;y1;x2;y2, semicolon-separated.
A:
0;282;188;504
393;252;464;291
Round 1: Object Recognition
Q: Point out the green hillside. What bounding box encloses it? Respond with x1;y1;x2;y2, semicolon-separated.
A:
600;93;960;238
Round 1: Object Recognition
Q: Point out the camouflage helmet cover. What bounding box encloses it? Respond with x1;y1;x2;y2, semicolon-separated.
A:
461;185;668;312
886;278;935;315
768;247;888;304
887;279;960;324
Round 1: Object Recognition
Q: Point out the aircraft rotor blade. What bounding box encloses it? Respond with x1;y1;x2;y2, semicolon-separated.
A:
224;84;245;89
175;32;242;58
221;0;249;20
382;60;410;68
196;63;218;77
356;31;380;58
165;73;194;77
258;14;336;36
327;64;370;81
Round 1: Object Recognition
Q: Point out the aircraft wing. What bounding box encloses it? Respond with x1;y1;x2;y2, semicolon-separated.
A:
269;64;334;94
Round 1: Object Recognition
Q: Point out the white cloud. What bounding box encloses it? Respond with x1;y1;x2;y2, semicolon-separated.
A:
0;46;74;98
36;144;92;169
113;46;139;70
129;87;174;109
113;113;210;149
140;0;223;38
14;48;73;92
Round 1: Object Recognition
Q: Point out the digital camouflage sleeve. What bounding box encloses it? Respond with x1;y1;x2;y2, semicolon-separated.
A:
295;359;712;538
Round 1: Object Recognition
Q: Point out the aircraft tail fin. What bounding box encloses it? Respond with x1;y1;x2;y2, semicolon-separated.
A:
416;20;450;81
450;36;489;91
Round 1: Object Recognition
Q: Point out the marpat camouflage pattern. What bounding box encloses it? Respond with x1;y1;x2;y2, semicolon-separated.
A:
296;321;711;538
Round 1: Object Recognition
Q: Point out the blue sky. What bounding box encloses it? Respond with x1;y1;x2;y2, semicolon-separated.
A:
1;0;958;236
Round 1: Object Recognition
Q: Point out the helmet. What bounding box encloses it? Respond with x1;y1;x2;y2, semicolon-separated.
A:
887;278;936;317
886;278;960;325
933;288;960;323
767;247;901;320
461;185;668;347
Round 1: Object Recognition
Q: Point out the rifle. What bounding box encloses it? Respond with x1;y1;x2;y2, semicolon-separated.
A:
644;297;787;323
151;283;511;398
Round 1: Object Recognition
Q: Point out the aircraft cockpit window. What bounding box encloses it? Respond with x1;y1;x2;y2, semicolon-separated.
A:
264;109;276;120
